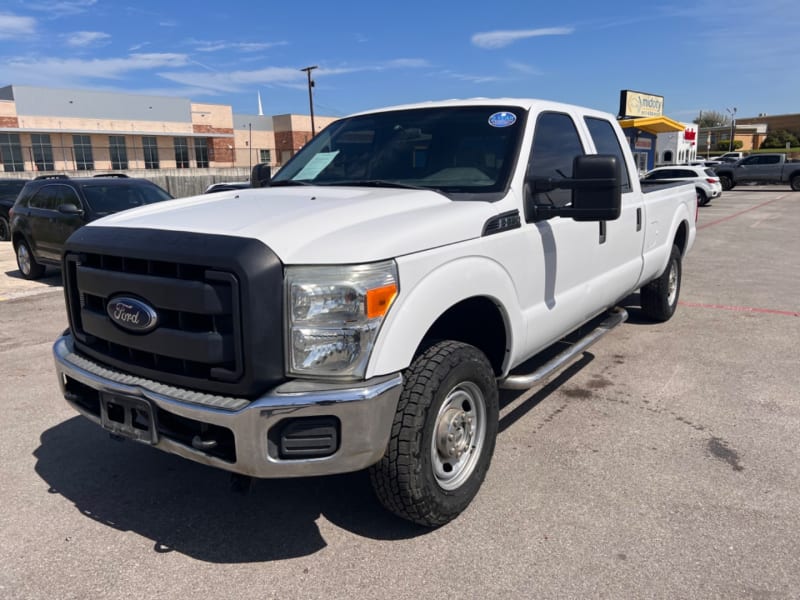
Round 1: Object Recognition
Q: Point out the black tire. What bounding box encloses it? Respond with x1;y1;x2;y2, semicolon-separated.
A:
640;244;682;322
719;175;734;191
369;340;499;527
696;188;709;207
790;175;800;192
15;238;46;280
0;216;9;242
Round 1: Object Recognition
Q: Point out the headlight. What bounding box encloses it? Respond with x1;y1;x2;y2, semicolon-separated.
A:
285;260;398;379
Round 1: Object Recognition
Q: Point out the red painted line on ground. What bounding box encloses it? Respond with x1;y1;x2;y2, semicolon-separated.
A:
679;301;799;317
698;196;785;230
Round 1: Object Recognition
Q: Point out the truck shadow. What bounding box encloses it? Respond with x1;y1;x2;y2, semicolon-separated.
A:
33;304;648;563
34;418;429;563
3;267;63;287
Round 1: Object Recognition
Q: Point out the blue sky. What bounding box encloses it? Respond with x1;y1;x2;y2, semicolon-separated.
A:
1;0;797;121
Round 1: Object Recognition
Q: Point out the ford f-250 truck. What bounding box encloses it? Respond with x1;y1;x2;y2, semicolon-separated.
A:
714;152;800;191
53;98;696;527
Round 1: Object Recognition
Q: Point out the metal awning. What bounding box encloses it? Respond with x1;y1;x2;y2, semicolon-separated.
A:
618;116;685;134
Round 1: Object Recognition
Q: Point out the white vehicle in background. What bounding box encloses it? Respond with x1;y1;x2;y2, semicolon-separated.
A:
642;165;722;206
53;98;697;527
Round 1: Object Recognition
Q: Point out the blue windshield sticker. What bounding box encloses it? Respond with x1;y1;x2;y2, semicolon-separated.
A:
488;112;517;128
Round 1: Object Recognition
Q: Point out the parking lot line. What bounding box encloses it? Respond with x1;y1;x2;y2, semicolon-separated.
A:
698;195;788;230
679;300;800;317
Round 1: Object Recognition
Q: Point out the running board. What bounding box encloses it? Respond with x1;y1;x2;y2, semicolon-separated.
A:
498;307;628;390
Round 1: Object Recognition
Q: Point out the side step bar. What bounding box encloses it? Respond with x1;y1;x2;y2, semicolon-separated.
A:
498;307;628;390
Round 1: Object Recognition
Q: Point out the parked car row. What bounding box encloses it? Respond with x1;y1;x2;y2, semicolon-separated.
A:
7;174;172;279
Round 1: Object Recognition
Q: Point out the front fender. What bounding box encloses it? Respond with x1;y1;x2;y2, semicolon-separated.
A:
366;255;522;378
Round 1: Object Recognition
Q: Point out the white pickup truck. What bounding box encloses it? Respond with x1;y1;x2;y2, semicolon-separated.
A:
54;98;696;526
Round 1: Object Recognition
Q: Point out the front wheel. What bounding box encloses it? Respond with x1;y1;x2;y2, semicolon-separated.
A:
15;239;46;280
640;244;682;322
790;175;800;192
719;175;734;191
369;341;499;527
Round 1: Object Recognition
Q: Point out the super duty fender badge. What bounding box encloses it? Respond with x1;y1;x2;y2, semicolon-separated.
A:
488;112;517;127
107;296;159;333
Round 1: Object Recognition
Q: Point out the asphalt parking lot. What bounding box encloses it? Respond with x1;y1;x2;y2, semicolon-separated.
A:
1;187;798;599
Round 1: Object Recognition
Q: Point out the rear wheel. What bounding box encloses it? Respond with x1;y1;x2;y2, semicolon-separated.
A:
696;188;709;206
641;245;682;322
370;341;499;527
0;216;9;242
791;175;800;192
15;239;46;280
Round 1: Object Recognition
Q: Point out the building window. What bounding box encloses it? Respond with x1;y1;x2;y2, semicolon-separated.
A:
194;138;209;168
0;133;25;172
259;149;271;164
663;150;674;163
31;134;55;172
73;135;94;170
174;137;190;168
109;136;128;170
142;136;159;169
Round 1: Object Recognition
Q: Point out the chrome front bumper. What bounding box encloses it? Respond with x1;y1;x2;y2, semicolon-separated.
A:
53;334;402;478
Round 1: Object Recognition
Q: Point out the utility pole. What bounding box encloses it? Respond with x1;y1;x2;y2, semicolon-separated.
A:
727;107;737;152
300;65;318;137
248;122;252;170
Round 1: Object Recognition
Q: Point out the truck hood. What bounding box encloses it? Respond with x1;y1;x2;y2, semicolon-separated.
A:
89;186;498;264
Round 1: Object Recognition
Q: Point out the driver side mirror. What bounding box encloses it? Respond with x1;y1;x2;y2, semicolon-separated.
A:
251;163;271;188
527;154;622;222
58;203;83;216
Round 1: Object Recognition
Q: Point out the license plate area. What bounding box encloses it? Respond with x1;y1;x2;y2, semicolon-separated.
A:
100;393;158;444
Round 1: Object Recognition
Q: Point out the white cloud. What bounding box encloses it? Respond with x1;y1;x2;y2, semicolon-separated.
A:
25;0;97;17
4;53;190;87
66;30;111;47
158;59;431;93
506;61;542;76
0;13;36;39
471;27;573;49
191;39;288;53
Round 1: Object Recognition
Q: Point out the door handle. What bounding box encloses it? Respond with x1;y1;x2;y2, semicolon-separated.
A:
599;221;606;244
636;208;642;232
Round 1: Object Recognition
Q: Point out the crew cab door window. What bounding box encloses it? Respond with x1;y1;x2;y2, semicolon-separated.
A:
527;112;585;207
584;117;631;192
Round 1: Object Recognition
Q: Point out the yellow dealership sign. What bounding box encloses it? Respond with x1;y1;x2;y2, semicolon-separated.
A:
618;90;664;118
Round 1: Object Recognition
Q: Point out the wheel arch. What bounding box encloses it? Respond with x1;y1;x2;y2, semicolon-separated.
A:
366;256;520;379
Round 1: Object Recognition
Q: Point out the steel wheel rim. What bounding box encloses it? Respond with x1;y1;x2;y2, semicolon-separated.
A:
667;259;678;306
430;381;487;491
17;244;31;276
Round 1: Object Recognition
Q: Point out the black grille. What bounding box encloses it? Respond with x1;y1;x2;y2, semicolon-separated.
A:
63;227;285;397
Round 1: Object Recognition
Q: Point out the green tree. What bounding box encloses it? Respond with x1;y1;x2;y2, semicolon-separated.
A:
694;110;730;128
717;140;743;151
761;130;800;149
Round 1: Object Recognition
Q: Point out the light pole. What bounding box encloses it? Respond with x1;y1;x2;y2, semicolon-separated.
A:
726;107;737;152
248;122;252;170
300;65;318;137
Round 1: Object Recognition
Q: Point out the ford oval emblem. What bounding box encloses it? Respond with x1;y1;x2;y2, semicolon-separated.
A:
488;111;517;128
106;296;159;333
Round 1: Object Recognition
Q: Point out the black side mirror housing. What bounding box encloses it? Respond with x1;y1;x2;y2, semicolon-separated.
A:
527;154;622;222
58;203;83;215
251;163;271;188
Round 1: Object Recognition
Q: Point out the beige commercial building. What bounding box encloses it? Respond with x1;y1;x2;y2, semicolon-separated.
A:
0;85;336;175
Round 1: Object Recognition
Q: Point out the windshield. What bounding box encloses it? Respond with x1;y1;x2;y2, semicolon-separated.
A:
80;183;172;215
272;106;527;200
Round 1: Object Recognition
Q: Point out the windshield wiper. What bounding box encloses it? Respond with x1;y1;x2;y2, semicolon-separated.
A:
321;180;437;192
270;180;314;187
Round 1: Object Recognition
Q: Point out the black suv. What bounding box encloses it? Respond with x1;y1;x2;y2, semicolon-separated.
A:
0;178;29;242
10;174;172;279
